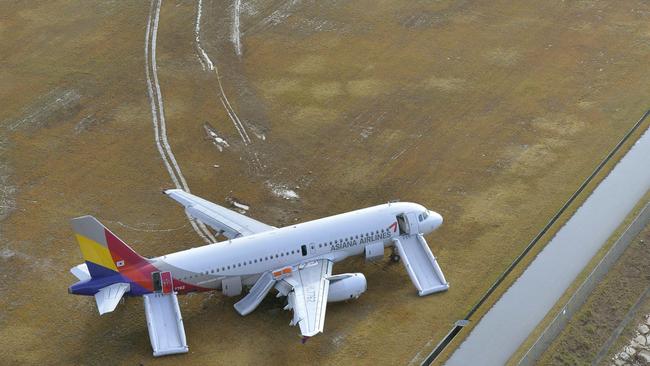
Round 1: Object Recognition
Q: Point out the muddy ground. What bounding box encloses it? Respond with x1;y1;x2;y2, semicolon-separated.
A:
1;0;649;365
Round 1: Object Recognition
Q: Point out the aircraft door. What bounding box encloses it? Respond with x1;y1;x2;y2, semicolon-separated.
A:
406;212;419;235
397;214;408;235
397;213;419;236
152;271;162;292
161;271;173;294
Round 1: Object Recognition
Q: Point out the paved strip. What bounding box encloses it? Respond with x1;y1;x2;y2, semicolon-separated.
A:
446;127;650;365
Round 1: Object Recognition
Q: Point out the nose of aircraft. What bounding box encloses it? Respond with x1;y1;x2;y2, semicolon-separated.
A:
430;211;443;231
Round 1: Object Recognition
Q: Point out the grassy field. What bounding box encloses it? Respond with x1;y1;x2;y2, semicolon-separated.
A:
1;0;650;365
605;286;650;365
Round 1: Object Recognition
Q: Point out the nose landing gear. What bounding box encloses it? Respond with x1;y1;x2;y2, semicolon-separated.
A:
390;247;401;263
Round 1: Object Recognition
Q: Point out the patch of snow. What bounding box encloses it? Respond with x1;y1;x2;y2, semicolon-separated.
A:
241;1;258;16
0;135;16;221
267;183;300;200
0;248;15;259
204;123;230;152
74;114;98;134
8;89;81;131
253;130;266;141
360;126;374;139
244;0;301;35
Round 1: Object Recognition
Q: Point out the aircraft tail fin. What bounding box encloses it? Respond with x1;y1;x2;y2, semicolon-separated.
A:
71;215;148;278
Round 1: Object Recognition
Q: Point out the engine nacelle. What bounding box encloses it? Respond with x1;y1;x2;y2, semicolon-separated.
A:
327;273;367;302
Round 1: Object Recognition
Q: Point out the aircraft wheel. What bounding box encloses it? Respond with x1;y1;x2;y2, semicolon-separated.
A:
390;254;401;263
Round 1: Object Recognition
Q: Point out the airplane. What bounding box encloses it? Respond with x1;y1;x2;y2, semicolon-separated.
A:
68;189;450;356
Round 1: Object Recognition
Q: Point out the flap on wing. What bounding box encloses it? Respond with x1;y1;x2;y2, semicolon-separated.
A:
283;260;333;337
70;263;91;281
164;189;275;239
95;283;130;315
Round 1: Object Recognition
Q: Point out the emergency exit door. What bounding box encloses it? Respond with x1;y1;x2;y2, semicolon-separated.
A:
152;271;173;293
161;271;173;294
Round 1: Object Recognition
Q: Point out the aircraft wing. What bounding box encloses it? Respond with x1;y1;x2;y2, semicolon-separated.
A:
164;189;275;239
281;259;333;338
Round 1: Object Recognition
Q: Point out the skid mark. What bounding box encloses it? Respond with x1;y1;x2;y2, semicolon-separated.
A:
232;0;242;56
145;0;216;243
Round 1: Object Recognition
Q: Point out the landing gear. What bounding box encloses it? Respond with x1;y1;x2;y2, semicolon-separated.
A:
390;248;401;263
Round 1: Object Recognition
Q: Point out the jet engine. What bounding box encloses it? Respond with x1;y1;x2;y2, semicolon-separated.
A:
327;273;367;302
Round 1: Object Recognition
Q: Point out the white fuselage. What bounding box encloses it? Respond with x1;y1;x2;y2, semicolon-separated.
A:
153;202;442;291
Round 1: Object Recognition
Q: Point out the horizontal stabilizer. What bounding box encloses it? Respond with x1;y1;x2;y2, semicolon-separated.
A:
95;283;130;315
70;263;91;281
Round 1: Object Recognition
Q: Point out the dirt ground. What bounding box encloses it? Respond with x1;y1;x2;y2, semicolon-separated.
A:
1;0;650;365
538;224;650;366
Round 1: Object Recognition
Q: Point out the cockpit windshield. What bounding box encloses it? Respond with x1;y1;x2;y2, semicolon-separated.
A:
418;211;429;222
